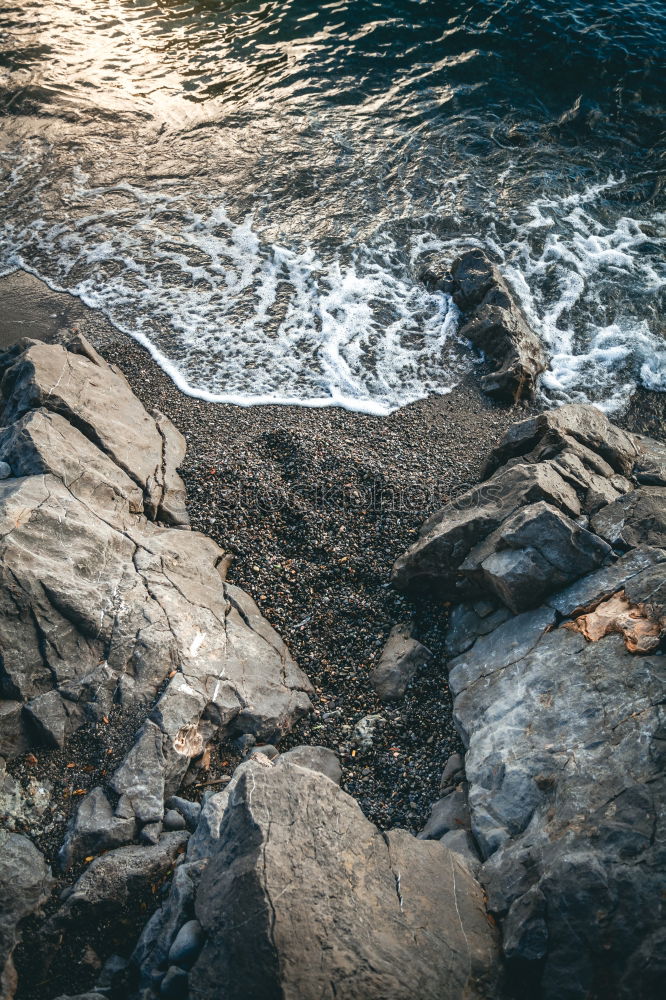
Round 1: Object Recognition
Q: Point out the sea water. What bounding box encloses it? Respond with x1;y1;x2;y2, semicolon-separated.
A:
0;1;664;413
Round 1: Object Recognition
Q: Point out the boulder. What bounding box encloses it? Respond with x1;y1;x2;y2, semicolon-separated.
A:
131;858;207;990
153;759;502;1000
0;407;144;519
0;468;312;792
0;339;313;868
461;501;611;613
392;461;581;595
53;834;188;924
449;250;546;401
393;403;666;998
440;752;465;792
0;337;188;526
165;796;202;833
632;433;666;486
454;561;665;997
369;623;434;701
444;602;512;659
0;831;52;1000
484;404;640;479
58;787;137;869
418;786;471;840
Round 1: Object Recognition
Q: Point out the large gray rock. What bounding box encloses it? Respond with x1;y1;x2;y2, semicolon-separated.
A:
392;461;581;595
0;338;313;875
0;407;144;519
38;835;189;992
461;501;611;613
58;787;137;869
418;786;471;841
484;403;640;480
449;250;546;401
391;404;653;606
0;471;312;803
157;759;501;1000
54;834;188;925
0;337;188;526
451;558;666;999
393;404;666;998
0;831;52;1000
369;623;434;701
632;433;666;486
131;858;206;989
279;745;342;785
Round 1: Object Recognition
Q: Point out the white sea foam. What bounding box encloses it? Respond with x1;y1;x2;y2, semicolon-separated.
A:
0;143;664;413
496;178;666;411
0;147;466;415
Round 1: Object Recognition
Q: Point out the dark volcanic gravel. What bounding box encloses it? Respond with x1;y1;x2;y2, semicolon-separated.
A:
80;312;536;835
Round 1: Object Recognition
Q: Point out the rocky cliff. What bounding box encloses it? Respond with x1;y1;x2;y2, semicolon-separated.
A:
395;404;665;999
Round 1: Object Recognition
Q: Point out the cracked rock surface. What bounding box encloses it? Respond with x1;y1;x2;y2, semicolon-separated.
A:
394;402;666;1000
0;335;312;790
0;336;313;995
423;249;546;402
133;757;501;1000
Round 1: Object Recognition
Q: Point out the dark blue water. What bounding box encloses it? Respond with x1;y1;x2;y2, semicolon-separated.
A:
0;1;664;411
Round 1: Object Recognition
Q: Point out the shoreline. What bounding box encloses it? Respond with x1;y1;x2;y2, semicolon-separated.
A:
1;272;665;1000
1;269;663;835
0;270;538;834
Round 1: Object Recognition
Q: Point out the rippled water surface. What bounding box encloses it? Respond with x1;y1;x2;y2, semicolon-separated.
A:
0;1;664;411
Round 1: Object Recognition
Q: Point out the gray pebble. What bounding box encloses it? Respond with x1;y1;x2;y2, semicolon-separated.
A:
166;796;201;831
168;918;204;970
0;461;11;480
163;809;187;832
160;965;188;999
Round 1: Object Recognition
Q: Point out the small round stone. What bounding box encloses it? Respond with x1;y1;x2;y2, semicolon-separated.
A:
163;808;187;832
0;461;11;480
168;919;204;970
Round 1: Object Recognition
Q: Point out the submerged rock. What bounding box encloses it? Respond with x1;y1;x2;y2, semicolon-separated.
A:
450;250;546;401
